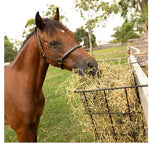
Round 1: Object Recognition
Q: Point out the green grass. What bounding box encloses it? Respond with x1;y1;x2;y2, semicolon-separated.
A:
93;46;128;64
5;46;127;142
37;67;94;142
93;46;127;54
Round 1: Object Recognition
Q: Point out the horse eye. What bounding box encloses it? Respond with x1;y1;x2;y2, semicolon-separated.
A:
49;40;58;48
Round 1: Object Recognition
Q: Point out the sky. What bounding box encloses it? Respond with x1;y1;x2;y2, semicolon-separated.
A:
2;0;124;45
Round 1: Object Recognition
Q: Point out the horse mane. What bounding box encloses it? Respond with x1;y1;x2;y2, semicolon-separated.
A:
18;28;37;52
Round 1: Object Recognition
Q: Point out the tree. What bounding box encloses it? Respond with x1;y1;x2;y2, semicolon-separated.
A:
23;5;68;38
4;36;18;62
22;19;35;38
75;0;98;55
74;0;118;55
74;0;98;55
117;0;148;33
74;26;97;49
99;0;148;43
100;0;148;34
111;20;140;43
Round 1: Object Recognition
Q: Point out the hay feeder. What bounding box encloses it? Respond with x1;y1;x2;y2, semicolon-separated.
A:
74;84;147;142
65;61;148;142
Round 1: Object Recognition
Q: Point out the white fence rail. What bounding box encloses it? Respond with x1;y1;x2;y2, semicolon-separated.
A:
128;46;148;126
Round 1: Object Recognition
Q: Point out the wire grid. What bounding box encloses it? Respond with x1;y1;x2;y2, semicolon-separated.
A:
75;85;147;142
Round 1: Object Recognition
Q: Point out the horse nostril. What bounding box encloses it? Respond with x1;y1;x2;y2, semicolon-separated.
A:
88;62;94;68
87;61;98;76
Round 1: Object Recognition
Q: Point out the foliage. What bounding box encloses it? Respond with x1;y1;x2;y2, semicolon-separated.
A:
22;5;68;38
135;3;148;33
74;26;97;48
111;20;140;43
109;39;120;44
22;19;35;38
75;0;148;46
96;0;148;43
74;0;102;54
112;0;148;34
118;0;147;18
43;4;68;21
4;36;18;62
74;0;120;55
75;0;118;30
118;0;148;33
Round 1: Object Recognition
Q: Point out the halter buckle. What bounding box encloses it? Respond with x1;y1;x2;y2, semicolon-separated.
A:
57;60;64;69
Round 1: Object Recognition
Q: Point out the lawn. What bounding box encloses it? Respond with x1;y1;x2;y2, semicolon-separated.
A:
93;46;128;64
93;46;127;54
93;46;128;59
5;46;127;142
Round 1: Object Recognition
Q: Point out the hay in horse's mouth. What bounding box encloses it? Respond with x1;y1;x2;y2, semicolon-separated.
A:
73;67;100;77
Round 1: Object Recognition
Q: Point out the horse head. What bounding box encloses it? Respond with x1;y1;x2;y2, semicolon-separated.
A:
35;8;98;76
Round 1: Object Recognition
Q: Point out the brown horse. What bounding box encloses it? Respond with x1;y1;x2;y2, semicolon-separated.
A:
5;8;98;142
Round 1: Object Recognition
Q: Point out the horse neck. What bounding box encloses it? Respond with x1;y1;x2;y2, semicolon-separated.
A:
12;34;49;92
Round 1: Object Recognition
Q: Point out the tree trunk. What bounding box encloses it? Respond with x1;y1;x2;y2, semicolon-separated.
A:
139;0;148;11
88;29;93;56
139;0;148;34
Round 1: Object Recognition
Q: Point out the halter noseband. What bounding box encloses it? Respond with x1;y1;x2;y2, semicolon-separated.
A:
36;29;81;69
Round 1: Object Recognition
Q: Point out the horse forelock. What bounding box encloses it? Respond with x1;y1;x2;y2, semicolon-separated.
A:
43;18;71;36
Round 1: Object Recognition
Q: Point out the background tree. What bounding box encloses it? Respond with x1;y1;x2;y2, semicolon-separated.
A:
98;0;148;43
75;0;148;45
4;36;18;62
111;20;140;43
74;0;97;55
22;18;35;38
117;0;148;33
23;5;68;38
101;0;148;34
74;26;97;49
110;0;148;43
74;0;118;55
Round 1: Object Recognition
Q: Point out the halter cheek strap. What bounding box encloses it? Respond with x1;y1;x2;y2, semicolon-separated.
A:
36;29;81;69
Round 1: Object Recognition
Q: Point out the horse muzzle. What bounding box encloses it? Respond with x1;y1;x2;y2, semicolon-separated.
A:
74;57;99;76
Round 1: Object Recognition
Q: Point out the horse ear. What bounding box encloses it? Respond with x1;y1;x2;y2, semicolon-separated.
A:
53;8;59;21
35;11;44;30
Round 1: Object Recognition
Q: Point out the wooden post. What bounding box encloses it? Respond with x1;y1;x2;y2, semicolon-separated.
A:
129;55;148;126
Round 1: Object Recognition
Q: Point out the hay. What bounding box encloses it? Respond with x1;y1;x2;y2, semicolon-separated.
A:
60;61;147;142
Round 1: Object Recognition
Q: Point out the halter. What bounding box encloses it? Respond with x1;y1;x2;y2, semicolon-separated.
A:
36;29;81;69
